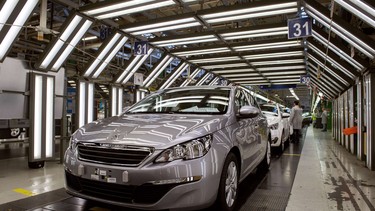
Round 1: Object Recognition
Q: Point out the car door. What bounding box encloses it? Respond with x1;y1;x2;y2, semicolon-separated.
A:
234;88;259;176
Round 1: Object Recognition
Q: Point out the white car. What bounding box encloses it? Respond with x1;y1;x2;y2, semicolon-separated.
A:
260;103;290;153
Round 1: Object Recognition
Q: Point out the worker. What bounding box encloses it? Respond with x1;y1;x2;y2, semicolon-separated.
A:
290;100;303;143
321;108;328;132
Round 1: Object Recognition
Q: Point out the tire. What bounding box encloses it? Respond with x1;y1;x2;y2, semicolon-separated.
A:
259;139;271;172
216;153;239;211
28;161;44;169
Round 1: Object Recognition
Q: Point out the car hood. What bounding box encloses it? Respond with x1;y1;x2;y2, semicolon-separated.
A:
73;114;230;149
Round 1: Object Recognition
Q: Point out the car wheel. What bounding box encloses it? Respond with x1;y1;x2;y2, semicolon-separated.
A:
28;161;44;169
259;139;271;172
216;153;239;211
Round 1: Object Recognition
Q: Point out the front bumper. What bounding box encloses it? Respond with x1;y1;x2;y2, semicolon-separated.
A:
64;149;222;210
270;129;281;147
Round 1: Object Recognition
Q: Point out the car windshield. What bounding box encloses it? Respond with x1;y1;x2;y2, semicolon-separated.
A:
126;87;231;115
260;105;278;114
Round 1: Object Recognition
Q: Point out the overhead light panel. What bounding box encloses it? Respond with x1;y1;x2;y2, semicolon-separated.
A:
152;35;218;47
189;56;241;63
263;70;306;76
82;36;97;41
209;77;220;86
244;51;304;60
231;77;264;81
0;0;39;62
123;17;201;35
251;59;305;66
213;68;255;74
196;73;211;86
233;40;301;52
180;68;202;87
334;0;375;29
202;63;248;69
115;48;154;84
36;13;93;71
144;55;174;87
84;33;128;78
305;3;375;59
160;63;189;89
82;0;175;19
121;48;154;84
200;2;298;23
173;47;231;57
220;26;288;40
220;73;260;78
257;65;306;71
312;30;364;70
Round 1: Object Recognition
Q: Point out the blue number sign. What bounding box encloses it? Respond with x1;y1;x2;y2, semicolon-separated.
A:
300;75;310;84
288;17;312;39
134;41;148;55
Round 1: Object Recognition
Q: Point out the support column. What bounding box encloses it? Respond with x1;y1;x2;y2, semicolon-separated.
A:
76;81;94;130
110;86;123;116
365;72;375;170
357;78;364;160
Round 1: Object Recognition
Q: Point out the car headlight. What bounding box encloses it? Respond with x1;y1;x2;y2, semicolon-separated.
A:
155;134;213;163
270;123;279;130
68;136;78;152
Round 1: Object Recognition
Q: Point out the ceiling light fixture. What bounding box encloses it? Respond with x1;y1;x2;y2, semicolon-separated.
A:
121;48;154;84
233;40;301;51
180;68;202;87
202;63;248;69
160;63;189;89
189;56;241;63
84;33;128;78
144;55;174;87
173;47;231;57
0;0;39;62
243;51;304;60
36;14;93;71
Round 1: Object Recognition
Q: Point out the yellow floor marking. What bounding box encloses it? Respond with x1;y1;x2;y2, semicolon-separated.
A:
13;188;35;196
283;153;301;156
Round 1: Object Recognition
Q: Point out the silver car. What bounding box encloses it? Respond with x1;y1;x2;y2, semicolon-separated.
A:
64;86;270;211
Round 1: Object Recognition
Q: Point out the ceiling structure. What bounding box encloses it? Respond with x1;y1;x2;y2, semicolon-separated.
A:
1;0;374;106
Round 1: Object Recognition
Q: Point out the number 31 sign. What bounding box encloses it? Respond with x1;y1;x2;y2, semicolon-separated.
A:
288;17;312;39
134;41;148;55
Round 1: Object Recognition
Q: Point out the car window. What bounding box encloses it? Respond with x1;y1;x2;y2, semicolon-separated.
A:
126;87;230;115
260;105;278;114
235;89;250;109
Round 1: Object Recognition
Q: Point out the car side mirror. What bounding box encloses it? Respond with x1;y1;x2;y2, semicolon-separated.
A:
282;113;290;118
239;105;260;118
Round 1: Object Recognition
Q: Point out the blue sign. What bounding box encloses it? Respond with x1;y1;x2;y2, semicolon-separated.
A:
134;41;148;55
288;17;312;39
300;75;310;84
259;84;297;90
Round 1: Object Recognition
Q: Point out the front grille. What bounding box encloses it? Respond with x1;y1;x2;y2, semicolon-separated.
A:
77;143;153;166
65;171;178;204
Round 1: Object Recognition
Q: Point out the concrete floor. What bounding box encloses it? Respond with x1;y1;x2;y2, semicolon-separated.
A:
0;127;374;210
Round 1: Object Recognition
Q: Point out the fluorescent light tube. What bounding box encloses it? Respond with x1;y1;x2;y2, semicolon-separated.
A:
144;56;173;87
92;36;128;78
244;51;304;59
196;74;211;86
79;82;86;128
122;48;154;84
161;63;188;89
131;22;200;35
111;87;117;116
116;56;143;83
202;63;248;69
118;88;123;115
34;75;43;159
0;0;19;32
213;68;255;74
209;77;219;86
231;77;264;81
52;20;93;71
251;59;305;66
84;33;122;77
96;1;175;19
180;68;202;87
234;40;301;51
335;0;375;28
40;16;82;69
205;8;298;23
0;0;39;60
153;35;216;45
124;17;197;32
45;77;54;158
223;31;287;40
82;36;97;41
174;47;230;56
189;56;241;63
221;73;259;77
221;27;288;37
257;65;306;71
88;83;94;123
157;38;218;47
84;0;155;15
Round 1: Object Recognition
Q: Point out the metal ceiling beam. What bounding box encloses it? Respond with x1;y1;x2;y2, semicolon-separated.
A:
308;69;342;94
307;61;347;91
307;50;355;85
310;78;336;99
307;38;361;78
